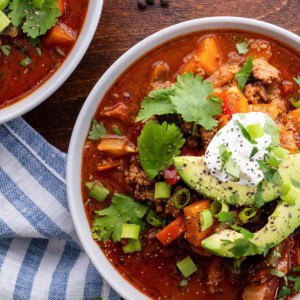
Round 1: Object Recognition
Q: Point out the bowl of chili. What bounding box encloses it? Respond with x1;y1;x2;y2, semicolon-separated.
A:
67;17;300;300
0;0;103;123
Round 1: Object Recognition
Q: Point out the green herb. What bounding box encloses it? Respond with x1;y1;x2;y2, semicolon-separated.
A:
179;279;188;287
171;73;222;130
200;209;213;231
8;0;61;39
122;239;141;254
230;238;262;257
270;269;285;277
155;182;171;199
173;188;190;209
112;126;122;136
250;147;258;159
291;92;300;108
135;87;176;122
176;256;197;278
235;57;253;90
88;119;106;141
257;160;283;185
215;211;236;223
138;121;185;179
208;95;222;103
29;37;40;46
146;209;163;228
0;45;11;56
293;266;300;272
294;277;300;292
263;116;280;147
85;182;109;202
92;194;148;242
236;41;249;54
33;0;45;9
231;224;254;240
236;120;257;144
35;47;42;57
219;144;232;170
121;223;140;240
20;57;32;67
292;178;300;189
254;182;264;208
294;76;300;87
225;158;240;180
278;286;291;299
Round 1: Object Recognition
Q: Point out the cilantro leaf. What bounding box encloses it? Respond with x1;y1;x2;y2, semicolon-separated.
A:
1;45;11;56
9;0;61;39
294;76;300;87
235;57;253;90
219;144;232;170
138;121;185;179
170;73;222;130
292;178;300;189
250;147;259;159
236;41;249;54
230;238;263;257
263;116;280;147
236;120;257;145
225;158;240;180
294;277;300;292
257;160;283;185
92;194;148;242
135;88;176;122
254;182;264;208
215;211;236;223
270;269;285;278
278;286;291;299
231;224;254;240
88;119;106;141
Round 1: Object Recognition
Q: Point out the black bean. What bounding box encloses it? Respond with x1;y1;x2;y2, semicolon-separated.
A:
146;0;155;4
160;0;169;7
137;0;147;9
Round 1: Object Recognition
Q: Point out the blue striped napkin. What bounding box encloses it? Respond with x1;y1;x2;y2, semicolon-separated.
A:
0;118;120;300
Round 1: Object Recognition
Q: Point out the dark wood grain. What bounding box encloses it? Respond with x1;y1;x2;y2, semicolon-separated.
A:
23;0;300;152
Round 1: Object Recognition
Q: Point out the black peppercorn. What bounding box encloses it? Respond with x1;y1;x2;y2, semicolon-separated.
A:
137;0;147;9
146;0;155;4
160;0;168;7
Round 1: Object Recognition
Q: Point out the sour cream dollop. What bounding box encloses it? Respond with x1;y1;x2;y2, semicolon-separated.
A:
205;112;273;186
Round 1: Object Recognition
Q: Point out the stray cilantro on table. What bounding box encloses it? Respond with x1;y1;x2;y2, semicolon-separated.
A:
88;119;106;141
235;57;253;90
138;121;185;179
236;41;249;54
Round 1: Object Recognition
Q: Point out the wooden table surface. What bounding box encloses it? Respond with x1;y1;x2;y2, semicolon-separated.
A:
23;0;300;153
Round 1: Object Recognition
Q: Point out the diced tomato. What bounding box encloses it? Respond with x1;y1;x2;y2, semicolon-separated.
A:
162;165;180;186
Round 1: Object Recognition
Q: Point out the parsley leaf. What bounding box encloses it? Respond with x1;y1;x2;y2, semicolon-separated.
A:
236;41;249;54
170;73;222;130
138;121;185;179
254;182;264;208
92;194;148;242
235;57;253;90
215;211;236;223
236;120;257;145
135;88;176;122
9;0;61;39
294;76;300;87
88;119;106;141
231;224;254;240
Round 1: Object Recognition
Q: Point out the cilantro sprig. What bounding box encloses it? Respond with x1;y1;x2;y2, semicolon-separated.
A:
294;76;300;87
88;119;106;141
235;57;253;90
136;73;223;131
138;121;185;179
92;194;148;242
8;0;61;38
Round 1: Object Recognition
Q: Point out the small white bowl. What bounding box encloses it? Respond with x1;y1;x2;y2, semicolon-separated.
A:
67;17;300;300
0;0;103;124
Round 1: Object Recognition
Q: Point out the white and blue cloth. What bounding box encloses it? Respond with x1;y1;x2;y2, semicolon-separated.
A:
0;118;120;300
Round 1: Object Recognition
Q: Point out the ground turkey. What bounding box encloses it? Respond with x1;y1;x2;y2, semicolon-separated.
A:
245;82;268;104
252;58;280;84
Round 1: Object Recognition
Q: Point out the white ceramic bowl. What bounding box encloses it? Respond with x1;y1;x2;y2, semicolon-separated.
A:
67;17;300;300
0;0;103;124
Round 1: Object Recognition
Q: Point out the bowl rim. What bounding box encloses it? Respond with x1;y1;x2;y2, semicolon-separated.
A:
0;0;103;124
67;16;300;300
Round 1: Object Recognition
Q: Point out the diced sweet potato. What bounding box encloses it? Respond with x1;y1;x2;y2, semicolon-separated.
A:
226;85;250;113
249;104;279;119
44;23;76;45
280;128;298;153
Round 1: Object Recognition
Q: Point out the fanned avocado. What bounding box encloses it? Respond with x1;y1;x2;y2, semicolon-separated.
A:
173;156;280;206
174;154;300;257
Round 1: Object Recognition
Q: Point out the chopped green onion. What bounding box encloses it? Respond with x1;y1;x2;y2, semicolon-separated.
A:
200;209;213;231
155;182;171;199
176;256;197;278
239;208;257;222
1;45;10;56
0;0;9;10
56;47;65;57
291;93;300;108
267;146;289;169
146;209;162;227
211;201;229;215
35;47;42;57
173;188;190;209
281;184;300;206
121;224;140;240
112;127;121;136
85;182;109;202
0;10;10;33
246;123;264;140
32;0;45;9
122;239;141;253
20;57;32;68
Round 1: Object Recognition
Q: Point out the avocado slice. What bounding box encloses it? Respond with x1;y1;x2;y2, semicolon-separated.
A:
174;154;300;257
173;156;280;206
201;195;300;257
